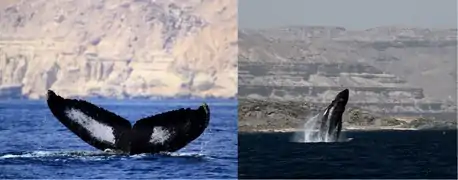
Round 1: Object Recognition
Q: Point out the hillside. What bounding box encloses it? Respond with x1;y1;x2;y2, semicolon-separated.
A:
239;26;457;117
0;0;237;99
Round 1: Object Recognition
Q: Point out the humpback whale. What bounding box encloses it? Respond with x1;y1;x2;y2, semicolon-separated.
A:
46;90;210;155
319;89;349;142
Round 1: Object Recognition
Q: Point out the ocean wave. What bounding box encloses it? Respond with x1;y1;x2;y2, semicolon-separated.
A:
0;150;119;160
0;150;211;160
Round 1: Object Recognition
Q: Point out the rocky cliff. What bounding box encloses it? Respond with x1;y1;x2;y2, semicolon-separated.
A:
239;26;457;117
0;0;237;99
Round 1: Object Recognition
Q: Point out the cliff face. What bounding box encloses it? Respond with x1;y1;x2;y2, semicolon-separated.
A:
0;0;237;99
239;26;457;116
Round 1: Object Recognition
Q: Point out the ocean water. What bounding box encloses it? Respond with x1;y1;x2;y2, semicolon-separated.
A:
239;130;457;179
0;99;238;179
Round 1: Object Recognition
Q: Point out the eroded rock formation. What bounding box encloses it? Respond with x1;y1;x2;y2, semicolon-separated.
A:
0;0;237;99
239;26;457;116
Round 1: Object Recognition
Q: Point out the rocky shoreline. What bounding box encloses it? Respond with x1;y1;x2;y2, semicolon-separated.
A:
238;98;457;133
238;127;420;133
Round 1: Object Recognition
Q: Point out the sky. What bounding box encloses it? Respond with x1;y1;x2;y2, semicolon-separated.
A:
238;0;457;30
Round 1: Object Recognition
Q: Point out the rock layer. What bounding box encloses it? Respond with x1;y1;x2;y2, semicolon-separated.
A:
0;0;237;99
239;26;457;116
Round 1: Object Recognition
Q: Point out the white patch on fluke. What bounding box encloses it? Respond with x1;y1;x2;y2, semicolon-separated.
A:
64;108;116;144
149;126;172;144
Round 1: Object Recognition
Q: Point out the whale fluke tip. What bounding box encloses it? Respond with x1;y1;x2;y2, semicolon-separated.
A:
47;90;56;99
201;102;210;115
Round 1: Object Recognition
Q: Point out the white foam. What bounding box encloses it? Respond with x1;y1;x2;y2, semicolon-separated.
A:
130;152;208;159
292;105;349;143
65;108;116;144
0;150;109;159
164;152;206;158
324;106;335;142
149;126;172;145
296;113;323;143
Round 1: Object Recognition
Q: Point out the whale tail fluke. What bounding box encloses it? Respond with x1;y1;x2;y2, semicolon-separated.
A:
46;90;132;152
200;102;210;115
46;90;211;155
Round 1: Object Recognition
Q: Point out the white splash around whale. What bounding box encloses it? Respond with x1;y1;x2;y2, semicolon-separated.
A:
291;113;351;143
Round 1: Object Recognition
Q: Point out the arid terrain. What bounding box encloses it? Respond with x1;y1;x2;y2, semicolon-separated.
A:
238;26;457;132
0;0;237;99
239;98;457;132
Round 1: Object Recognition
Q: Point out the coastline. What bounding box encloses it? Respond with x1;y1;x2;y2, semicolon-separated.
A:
237;126;458;133
238;98;457;134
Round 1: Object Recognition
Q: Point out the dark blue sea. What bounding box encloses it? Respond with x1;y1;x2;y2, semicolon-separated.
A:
0;99;238;179
239;130;457;179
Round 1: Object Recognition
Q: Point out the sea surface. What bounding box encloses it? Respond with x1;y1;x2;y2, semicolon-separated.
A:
0;99;238;179
239;130;457;179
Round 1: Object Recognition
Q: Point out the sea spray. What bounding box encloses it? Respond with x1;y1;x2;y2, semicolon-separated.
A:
291;113;322;143
291;113;347;143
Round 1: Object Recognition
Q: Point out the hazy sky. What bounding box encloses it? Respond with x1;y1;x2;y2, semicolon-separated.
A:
239;0;457;30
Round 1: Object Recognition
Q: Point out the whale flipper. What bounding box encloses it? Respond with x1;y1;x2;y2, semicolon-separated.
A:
46;90;132;152
130;104;210;154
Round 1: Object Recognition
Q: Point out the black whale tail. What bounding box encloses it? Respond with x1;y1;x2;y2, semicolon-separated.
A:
46;90;211;155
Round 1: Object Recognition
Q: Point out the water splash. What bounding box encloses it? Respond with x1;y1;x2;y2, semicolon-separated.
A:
0;150;120;161
291;113;324;143
0;150;209;160
159;152;207;158
291;113;350;143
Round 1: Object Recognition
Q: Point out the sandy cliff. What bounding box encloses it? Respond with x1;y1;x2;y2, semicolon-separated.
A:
0;0;237;99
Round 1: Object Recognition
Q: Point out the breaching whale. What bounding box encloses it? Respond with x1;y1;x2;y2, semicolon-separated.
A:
319;89;349;142
46;90;210;155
